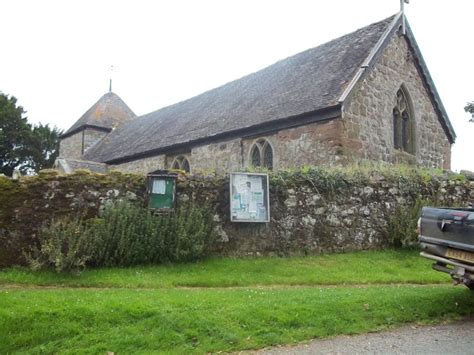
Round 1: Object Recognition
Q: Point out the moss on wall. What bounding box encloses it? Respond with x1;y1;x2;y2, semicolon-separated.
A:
1;166;472;267
0;170;146;267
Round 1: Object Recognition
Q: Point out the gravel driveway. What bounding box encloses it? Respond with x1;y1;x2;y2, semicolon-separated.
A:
244;318;474;354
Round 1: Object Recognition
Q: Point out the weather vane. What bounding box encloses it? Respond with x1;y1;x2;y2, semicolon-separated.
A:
108;65;116;93
400;0;409;35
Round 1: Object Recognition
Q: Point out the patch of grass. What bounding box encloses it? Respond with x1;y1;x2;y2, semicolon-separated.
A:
0;285;473;353
0;250;449;288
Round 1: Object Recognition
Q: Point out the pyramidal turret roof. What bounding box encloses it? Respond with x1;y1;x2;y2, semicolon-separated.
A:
61;92;136;138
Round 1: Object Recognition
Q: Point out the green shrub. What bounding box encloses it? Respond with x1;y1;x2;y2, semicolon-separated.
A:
27;218;93;273
385;198;433;248
88;201;163;266
28;201;216;272
172;202;215;262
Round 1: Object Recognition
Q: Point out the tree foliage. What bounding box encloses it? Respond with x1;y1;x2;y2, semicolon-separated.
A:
0;93;31;176
0;92;62;176
30;123;62;172
465;101;474;122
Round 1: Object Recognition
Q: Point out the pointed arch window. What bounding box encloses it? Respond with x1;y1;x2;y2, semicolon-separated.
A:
263;144;273;170
393;87;415;154
182;158;190;173
172;160;181;170
251;145;261;167
171;156;191;173
249;139;273;170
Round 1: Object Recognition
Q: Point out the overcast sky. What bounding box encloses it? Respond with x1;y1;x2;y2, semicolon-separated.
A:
1;0;473;171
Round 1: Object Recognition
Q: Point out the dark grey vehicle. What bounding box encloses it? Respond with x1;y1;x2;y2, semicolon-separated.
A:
419;207;474;290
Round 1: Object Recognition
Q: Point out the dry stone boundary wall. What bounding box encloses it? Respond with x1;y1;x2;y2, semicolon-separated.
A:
1;168;472;267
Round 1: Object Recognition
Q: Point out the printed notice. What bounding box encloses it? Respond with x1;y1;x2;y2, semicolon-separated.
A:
249;176;262;192
252;191;264;204
249;200;257;213
152;179;166;194
230;173;269;222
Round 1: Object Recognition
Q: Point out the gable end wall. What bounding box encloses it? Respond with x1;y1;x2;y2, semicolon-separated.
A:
342;32;451;169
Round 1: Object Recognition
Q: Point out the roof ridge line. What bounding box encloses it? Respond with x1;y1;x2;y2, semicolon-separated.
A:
338;12;402;103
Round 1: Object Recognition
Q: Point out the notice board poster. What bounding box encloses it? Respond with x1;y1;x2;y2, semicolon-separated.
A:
230;173;270;222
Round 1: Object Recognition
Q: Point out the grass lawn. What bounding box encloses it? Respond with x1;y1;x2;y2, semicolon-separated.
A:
1;249;473;353
0;249;449;288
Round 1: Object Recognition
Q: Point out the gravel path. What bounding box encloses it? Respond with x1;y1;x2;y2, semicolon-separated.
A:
244;319;474;354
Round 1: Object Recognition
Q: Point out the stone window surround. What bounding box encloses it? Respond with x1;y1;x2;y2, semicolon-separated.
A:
248;138;274;170
170;155;191;173
392;84;416;155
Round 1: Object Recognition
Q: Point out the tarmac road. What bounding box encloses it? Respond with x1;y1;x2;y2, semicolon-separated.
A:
247;318;474;354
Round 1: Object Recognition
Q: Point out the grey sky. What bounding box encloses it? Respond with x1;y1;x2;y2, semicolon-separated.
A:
1;0;472;171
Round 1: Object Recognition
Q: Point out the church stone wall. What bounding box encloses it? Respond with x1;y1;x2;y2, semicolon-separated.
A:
83;129;107;154
107;118;344;175
112;155;166;174
240;119;344;170
60;129;108;161
59;133;83;159
190;139;242;174
187;119;343;174
342;33;451;169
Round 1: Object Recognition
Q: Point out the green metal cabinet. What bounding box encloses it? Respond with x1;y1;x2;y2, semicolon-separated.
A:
147;171;177;211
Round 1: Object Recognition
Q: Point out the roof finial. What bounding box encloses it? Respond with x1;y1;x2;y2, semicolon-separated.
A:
400;0;409;35
108;65;115;93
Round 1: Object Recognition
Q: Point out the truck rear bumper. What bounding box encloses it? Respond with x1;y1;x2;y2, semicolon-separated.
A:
419;235;474;253
420;252;474;274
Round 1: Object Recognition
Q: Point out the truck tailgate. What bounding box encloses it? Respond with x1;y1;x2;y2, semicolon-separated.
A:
419;207;474;252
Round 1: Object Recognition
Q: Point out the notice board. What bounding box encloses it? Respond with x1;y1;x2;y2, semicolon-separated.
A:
147;171;177;211
230;172;270;223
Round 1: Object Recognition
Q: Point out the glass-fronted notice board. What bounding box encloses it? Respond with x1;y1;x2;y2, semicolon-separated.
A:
230;172;270;223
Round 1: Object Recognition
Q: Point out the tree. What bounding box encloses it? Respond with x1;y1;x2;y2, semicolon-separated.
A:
29;123;62;173
465;102;474;122
0;92;62;176
0;93;32;176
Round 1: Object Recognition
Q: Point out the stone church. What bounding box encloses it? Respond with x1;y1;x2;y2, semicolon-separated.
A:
57;13;455;175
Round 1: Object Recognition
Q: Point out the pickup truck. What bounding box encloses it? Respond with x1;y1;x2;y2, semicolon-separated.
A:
419;207;474;290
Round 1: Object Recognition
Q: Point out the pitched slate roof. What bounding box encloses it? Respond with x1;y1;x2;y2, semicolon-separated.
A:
84;14;454;164
83;16;396;163
61;92;136;138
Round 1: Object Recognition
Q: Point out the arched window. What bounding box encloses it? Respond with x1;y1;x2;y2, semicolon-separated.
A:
393;87;415;154
251;145;261;167
249;139;273;170
171;156;191;173
172;160;181;170
182;159;190;173
263;143;273;170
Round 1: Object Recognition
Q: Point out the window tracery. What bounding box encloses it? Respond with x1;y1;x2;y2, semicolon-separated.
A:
393;87;415;154
171;156;191;173
249;139;273;170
